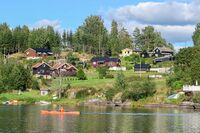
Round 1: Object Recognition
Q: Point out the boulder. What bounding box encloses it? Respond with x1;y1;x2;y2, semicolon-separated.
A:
112;92;123;104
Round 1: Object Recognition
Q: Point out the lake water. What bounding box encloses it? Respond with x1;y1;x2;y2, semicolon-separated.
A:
0;105;200;133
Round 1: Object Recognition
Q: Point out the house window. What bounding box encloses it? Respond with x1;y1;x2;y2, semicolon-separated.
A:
40;70;45;74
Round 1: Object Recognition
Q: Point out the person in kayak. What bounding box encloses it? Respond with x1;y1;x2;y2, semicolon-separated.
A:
59;107;64;112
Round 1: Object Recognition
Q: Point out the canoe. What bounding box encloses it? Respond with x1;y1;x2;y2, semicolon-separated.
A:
41;110;80;115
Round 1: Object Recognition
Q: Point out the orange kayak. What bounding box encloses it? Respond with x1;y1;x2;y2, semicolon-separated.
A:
41;110;80;115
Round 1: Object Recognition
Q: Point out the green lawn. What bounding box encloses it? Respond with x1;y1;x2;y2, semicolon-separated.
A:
50;69;165;90
0;90;52;103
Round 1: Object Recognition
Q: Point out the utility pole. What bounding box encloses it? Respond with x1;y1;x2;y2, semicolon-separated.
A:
140;53;141;78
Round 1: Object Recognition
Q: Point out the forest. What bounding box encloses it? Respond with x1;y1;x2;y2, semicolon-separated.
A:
0;15;172;56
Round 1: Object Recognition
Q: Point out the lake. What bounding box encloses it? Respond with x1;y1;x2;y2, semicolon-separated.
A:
0;105;199;133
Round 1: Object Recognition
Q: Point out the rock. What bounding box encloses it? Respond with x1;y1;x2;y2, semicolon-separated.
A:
122;100;132;107
84;99;107;106
112;92;123;104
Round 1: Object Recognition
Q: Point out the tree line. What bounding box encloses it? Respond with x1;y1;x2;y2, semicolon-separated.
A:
0;15;172;56
167;23;200;91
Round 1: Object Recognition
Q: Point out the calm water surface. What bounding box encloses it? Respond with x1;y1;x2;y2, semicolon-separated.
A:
0;105;199;133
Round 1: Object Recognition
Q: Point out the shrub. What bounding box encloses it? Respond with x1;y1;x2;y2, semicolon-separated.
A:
105;88;119;101
105;74;114;79
76;88;96;98
32;79;40;90
121;80;156;102
97;67;108;79
141;80;156;97
192;92;200;103
114;72;127;90
77;69;87;80
171;81;183;90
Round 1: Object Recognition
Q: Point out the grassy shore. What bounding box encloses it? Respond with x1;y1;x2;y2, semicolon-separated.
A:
0;70;171;107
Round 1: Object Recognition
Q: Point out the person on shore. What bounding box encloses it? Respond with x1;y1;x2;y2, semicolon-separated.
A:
59;107;64;112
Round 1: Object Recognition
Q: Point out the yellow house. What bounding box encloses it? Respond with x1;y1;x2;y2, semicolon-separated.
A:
120;48;133;57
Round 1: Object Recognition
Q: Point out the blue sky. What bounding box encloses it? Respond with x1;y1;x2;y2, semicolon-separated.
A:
0;0;197;50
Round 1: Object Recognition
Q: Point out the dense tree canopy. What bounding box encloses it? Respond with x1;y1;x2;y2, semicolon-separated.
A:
0;61;32;92
172;46;200;85
0;16;172;56
133;26;173;51
0;23;62;54
192;23;200;46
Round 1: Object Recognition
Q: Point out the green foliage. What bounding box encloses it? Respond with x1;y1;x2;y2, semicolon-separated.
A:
73;15;108;55
76;88;96;98
114;72;127;90
192;23;200;46
133;26;173;51
171;81;183;91
32;79;40;90
77;69;87;80
192;92;200;103
0;61;32;91
121;80;156;102
66;52;79;66
28;26;61;50
173;46;200;85
105;88;119;101
97;67;108;79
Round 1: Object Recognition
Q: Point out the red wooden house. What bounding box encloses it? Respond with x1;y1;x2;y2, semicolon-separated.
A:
25;48;53;58
91;57;121;68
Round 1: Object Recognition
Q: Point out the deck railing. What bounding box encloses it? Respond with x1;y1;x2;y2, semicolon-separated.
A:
183;85;200;92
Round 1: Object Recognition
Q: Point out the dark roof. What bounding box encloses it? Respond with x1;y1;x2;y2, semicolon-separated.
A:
134;64;151;68
91;57;120;62
133;48;142;52
32;48;52;53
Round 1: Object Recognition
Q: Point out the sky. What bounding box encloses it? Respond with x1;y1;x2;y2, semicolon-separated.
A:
0;0;197;50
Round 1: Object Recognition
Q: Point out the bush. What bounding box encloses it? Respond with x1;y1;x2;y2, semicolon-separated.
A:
77;69;87;80
97;67;108;79
192;92;200;103
114;72;127;90
105;88;119;101
76;88;96;98
121;80;156;102
171;81;183;90
105;74;114;79
141;80;156;97
32;79;40;90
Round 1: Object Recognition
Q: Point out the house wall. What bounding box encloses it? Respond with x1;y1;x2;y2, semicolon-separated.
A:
26;49;37;57
33;64;51;75
122;49;133;57
51;66;77;77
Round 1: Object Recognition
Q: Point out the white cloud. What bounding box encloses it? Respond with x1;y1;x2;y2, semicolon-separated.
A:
105;0;199;45
108;1;200;25
30;19;63;32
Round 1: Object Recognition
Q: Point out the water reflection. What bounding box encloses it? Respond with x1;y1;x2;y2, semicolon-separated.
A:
0;105;200;133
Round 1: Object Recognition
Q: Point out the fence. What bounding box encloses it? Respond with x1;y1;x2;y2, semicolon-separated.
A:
183;85;200;92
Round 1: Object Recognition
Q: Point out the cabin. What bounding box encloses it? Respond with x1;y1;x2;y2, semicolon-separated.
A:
91;57;121;68
51;63;78;77
152;47;174;57
134;64;151;72
133;48;142;54
25;48;53;58
140;51;153;58
40;88;50;96
120;48;133;57
32;62;52;76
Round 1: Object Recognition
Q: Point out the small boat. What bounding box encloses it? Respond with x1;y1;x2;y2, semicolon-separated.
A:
40;110;80;115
